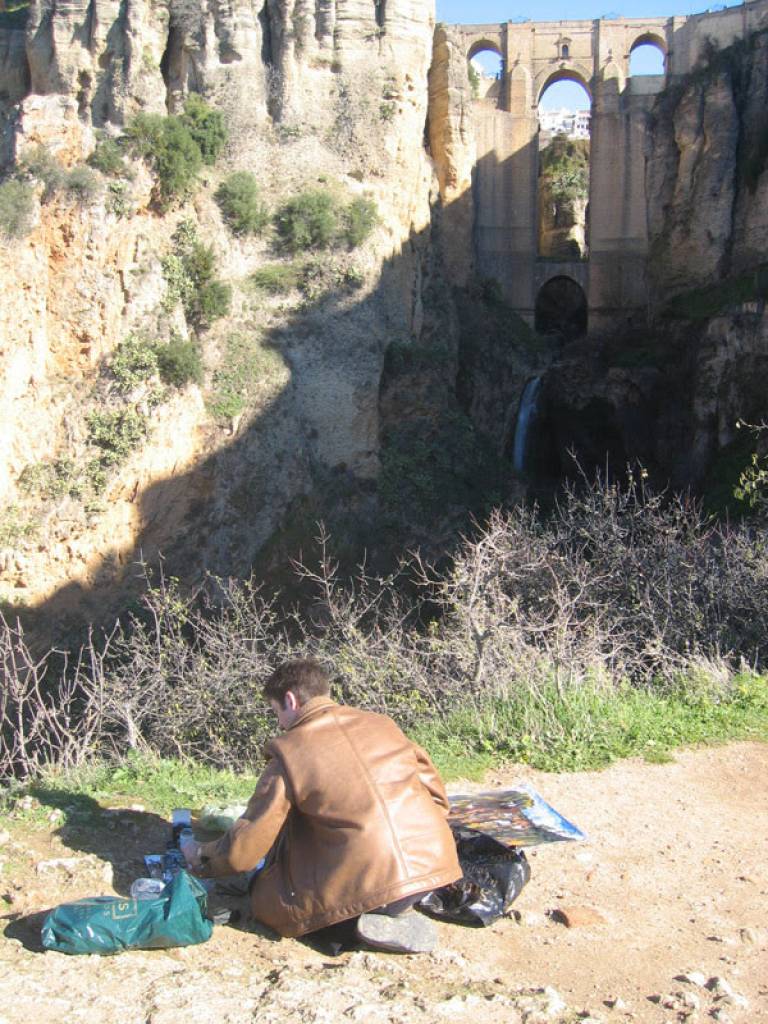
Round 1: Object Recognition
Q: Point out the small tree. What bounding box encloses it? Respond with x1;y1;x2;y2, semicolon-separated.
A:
275;190;339;252
180;93;227;166
156;335;203;387
87;137;128;177
124;113;202;209
215;171;269;236
343;196;378;248
734;421;768;515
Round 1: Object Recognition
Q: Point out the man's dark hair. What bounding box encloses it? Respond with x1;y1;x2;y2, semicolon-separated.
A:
264;658;331;705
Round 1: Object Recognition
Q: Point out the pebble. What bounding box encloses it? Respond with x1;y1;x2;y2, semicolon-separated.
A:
738;927;758;944
604;996;627;1009
676;972;708;987
35;857;82;874
0;830;10;846
552;905;606;928
710;1010;732;1023
706;977;733;999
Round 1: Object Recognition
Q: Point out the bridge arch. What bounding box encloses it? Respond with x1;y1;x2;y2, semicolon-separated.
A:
628;33;667;76
467;37;503;62
534;275;588;339
536;66;593;105
630;30;667;54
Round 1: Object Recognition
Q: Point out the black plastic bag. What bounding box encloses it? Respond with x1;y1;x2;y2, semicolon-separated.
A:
420;828;531;927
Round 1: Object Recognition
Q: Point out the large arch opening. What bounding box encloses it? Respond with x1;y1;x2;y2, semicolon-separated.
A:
629;35;666;76
535;276;587;339
537;75;591;260
467;41;503;102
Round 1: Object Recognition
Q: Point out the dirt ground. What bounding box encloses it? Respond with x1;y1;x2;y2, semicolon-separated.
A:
0;742;766;1024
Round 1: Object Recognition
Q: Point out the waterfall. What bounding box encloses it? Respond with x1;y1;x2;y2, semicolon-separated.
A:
512;377;542;475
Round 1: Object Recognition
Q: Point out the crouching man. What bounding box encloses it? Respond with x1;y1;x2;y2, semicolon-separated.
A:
183;658;462;953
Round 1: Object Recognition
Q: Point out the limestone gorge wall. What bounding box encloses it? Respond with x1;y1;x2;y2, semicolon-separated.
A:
3;0;768;634
0;0;446;631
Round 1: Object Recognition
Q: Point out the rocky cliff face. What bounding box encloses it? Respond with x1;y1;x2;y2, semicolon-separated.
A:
0;0;453;633
646;30;768;298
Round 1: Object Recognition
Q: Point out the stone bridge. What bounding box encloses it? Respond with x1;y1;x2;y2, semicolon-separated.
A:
453;1;768;332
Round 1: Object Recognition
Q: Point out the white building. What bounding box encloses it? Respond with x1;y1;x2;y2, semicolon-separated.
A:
538;107;591;138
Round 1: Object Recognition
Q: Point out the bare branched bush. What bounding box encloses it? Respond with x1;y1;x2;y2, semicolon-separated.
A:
433;475;768;694
97;570;291;767
2;476;767;781
0;615;110;780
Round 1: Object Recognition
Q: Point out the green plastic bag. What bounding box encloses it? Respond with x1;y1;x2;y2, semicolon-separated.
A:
41;870;213;955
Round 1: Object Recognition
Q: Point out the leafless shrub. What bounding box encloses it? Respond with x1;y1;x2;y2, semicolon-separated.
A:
431;474;768;694
96;569;291;768
0;615;110;780
2;475;768;781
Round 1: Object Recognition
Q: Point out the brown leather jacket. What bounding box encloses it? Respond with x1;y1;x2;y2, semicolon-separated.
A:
198;697;461;937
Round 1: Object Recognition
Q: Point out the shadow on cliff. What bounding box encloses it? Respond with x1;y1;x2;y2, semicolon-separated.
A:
10;180;543;647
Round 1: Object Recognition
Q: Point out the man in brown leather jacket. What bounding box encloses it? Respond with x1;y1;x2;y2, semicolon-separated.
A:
184;658;461;952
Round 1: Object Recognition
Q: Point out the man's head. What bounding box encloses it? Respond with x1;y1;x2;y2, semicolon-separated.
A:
263;658;331;729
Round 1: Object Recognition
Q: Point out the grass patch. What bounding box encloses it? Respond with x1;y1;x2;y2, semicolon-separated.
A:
413;675;768;780
3;751;259;821
250;262;302;294
208;332;285;420
5;678;764;813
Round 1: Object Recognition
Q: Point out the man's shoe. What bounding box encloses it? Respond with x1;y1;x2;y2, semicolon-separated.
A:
355;910;437;954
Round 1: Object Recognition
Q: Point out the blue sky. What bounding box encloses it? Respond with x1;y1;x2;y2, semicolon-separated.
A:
437;0;741;24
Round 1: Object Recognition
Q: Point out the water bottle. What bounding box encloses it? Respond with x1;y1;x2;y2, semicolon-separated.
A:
171;808;192;845
130;877;166;899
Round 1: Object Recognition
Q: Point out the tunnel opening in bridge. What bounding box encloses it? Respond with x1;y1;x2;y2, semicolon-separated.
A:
535;276;587;339
537;75;591;260
629;35;666;76
467;41;503;103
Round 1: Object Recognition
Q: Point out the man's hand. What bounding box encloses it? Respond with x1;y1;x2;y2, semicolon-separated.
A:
180;834;203;871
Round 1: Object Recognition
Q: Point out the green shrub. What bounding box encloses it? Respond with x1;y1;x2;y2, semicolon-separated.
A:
539;134;590;203
156;335;203;387
191;280;232;326
20;146;65;201
108;335;159;393
107;180;132;218
215;171;269;236
87;408;148;466
0;504;38;547
124;113;202;209
250;262;301;293
275;190;340;252
161;221;230;329
468;62;480;98
87;138;127;177
17;458;82;501
180;93;227;166
65;165;102;205
342;196;378;248
0;179;35;239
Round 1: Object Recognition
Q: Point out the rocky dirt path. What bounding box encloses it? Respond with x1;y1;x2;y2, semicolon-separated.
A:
1;742;766;1024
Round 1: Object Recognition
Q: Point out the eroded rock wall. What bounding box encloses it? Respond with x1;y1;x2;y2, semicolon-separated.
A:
0;0;445;633
646;30;768;298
